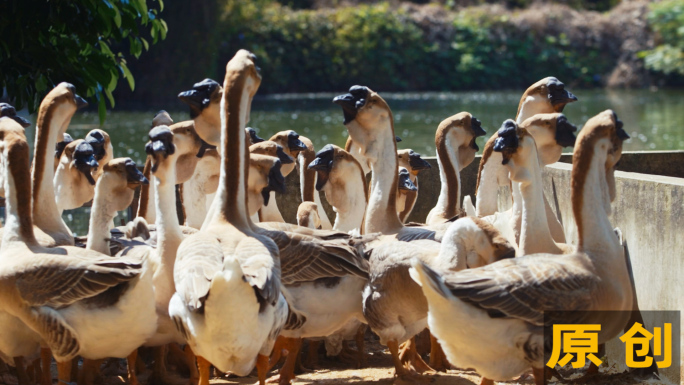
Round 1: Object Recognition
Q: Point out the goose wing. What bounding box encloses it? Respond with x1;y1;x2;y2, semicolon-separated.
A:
173;233;224;312
428;253;598;326
258;222;353;241
14;254;141;309
258;228;370;285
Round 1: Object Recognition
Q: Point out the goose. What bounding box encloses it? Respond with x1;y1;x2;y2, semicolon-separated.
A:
333;86;513;379
469;77;577;242
298;136;333;229
309;144;367;234
397;167;418;194
168;50;288;385
296;202;321;230
410;110;632;385
258;130;308;223
494;115;577;256
477;112;578;248
31;82;88;246
396;150;431;223
53;140;99;214
0;117;157;384
425;113;486;225
84;129;114;181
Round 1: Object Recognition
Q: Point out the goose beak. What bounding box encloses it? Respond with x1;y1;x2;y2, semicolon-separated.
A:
471;117;486;138
548;79;578;111
74;142;98;186
12;116;31;128
0;103;32;128
408;151;431;172
275;146;294;164
309;144;335;190
247;127;265;144
287;132;307;152
74;94;88;109
125;159;149;188
555;116;578;147
178;90;202;109
395;136;402;143
613;112;629;141
398;169;418;192
333;85;370;124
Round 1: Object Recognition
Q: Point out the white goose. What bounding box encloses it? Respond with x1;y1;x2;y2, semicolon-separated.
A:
0;116;157;384
469;77;577;243
169;50;288;385
53;140;99;215
410;110;633;385
425;113;485;225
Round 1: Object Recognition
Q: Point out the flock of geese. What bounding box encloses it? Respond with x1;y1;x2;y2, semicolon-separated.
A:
0;49;635;385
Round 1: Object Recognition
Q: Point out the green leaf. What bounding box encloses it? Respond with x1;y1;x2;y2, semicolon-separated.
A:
100;40;114;58
104;87;115;108
120;62;135;91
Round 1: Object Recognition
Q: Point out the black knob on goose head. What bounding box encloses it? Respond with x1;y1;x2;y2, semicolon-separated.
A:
287;131;307;152
262;160;286;206
547;77;578;110
55;133;74;159
145;126;175;173
73;141;99;186
152;110;174;128
612;111;630;141
85;130;108;161
64;83;88;109
247;127;265;144
309;144;335;191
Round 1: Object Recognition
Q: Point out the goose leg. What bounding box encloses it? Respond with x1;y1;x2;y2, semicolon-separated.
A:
304;340;320;369
266;337;301;385
126;350;141;385
40;348;52;385
387;340;433;383
56;360;72;384
355;324;367;368
196;356;211;385
399;337;434;374
13;356;31;385
428;334;449;372
30;358;41;384
256;354;269;385
532;367;545;385
183;345;199;385
149;345;178;385
479;378;494;385
268;337;287;371
78;359;103;385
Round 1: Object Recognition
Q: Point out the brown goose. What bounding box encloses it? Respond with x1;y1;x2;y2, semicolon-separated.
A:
396;150;431;223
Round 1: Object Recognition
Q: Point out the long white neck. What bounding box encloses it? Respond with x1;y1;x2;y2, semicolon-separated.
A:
516;150;562;255
32;106;74;244
155;161;183;270
432;134;462;220
475;151;507;217
364;120;403;234
516;97;549;124
182;175;208;229
298;152;333;229
204;79;252;231
86;181;119;255
258;192;285;222
328;179;366;234
312;185;333;230
576;150;619;258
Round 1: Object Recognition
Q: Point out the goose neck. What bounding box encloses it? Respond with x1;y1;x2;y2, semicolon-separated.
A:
2;139;37;247
365;122;402;234
86;184;119;255
434;133;462;219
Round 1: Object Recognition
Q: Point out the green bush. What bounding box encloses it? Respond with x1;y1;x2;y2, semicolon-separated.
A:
640;0;684;78
215;1;614;92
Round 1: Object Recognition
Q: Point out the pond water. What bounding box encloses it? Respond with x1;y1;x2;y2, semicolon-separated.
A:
36;88;684;167
17;88;684;235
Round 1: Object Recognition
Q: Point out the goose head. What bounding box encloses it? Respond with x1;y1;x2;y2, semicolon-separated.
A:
519;113;577;166
99;158;148;211
145;125;177;179
297;202;322;230
308;144;366;209
437;112;486;169
249;140;294;165
466;218;517;268
151;110;174;128
333;85;393;161
54;133;74;170
246;127;265;145
247;153;285;215
492;119;535;184
0;103;31;128
517;77;577;122
85;129;114;179
62;140;99;186
37;82;88;137
397;150;430;181
573;110;629;208
269;130;307;176
178;78;223;146
397;167;418;192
